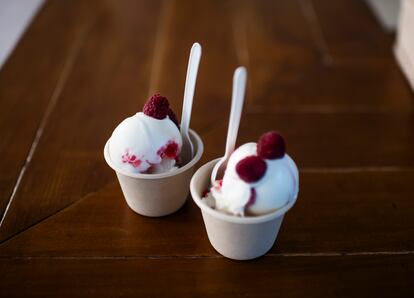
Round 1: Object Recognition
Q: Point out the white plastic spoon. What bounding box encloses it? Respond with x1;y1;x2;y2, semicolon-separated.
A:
210;66;247;185
180;42;202;165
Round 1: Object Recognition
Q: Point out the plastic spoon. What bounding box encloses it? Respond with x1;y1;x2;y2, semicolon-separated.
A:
180;42;202;165
210;66;247;185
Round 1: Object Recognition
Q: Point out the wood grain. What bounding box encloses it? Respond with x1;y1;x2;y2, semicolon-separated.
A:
241;0;413;110
0;0;413;296
0;0;163;242
149;0;240;133
202;112;414;168
311;0;392;59
1;169;413;257
1;255;413;297
0;0;98;223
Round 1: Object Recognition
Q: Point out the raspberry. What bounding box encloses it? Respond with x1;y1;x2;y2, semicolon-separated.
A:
143;94;170;119
163;141;179;159
157;141;179;159
257;131;286;159
235;155;267;183
168;108;179;128
202;189;210;198
121;150;142;168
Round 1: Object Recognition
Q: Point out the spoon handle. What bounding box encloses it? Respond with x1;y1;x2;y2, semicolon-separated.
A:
181;42;202;136
210;67;247;185
224;67;247;158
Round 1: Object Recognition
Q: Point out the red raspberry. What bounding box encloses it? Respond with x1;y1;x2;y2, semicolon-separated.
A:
163;141;179;159
235;155;267;183
168;108;180;128
143;94;170;119
257;131;286;159
157;141;179;159
202;189;210;198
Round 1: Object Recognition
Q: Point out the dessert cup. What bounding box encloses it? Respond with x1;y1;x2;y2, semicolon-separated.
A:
104;129;203;217
190;158;298;260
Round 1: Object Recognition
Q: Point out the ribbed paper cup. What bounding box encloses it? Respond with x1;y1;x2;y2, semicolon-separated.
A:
104;130;203;217
190;159;298;260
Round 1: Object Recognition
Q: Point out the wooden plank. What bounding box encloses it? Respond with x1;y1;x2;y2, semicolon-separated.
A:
311;0;392;59
240;0;413;110
0;0;97;222
149;0;240;133
0;0;163;242
238;0;320;107
307;0;414;109
1;255;413;297
1;169;414;257
279;169;414;253
202;112;414;168
0;182;215;257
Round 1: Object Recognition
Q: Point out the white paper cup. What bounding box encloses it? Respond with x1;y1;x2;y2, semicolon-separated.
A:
104;130;203;217
190;159;298;260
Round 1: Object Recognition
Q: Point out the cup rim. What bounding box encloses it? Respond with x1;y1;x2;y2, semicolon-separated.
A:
104;129;204;180
190;158;298;224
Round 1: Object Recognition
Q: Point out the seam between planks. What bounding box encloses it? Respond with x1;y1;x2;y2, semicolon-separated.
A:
0;23;89;230
245;105;414;114
300;166;414;173
0;181;107;246
1;251;414;260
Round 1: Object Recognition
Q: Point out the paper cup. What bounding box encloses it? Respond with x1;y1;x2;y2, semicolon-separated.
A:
190;159;298;260
104;129;203;217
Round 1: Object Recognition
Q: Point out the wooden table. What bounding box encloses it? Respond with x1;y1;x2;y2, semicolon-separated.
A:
1;0;414;296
